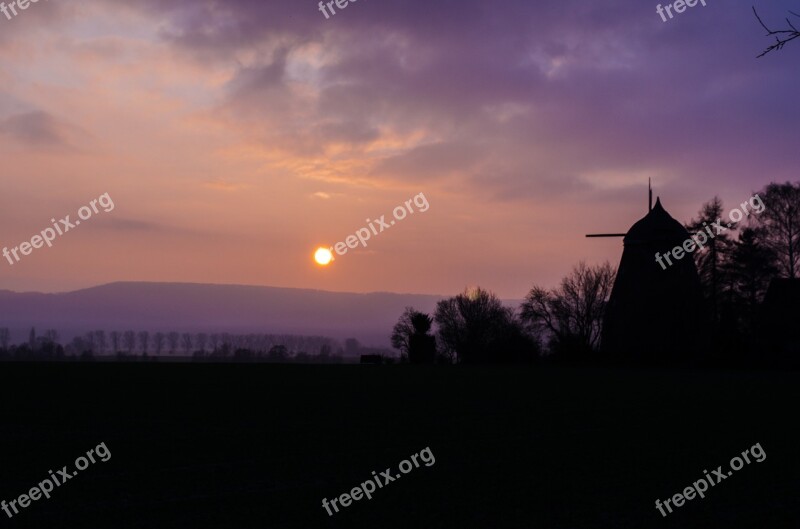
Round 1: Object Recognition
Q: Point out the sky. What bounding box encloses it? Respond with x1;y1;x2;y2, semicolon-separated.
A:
0;0;798;297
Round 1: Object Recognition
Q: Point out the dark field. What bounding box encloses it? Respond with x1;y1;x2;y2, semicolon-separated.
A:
1;363;798;528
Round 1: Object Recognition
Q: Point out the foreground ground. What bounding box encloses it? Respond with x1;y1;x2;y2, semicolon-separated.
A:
0;363;798;528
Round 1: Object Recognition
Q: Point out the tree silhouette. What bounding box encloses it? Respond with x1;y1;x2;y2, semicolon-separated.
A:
753;7;800;57
138;331;150;356
123;331;136;354
686;197;736;326
725;227;778;333
751;182;800;278
168;332;179;354
0;328;9;351
390;309;414;356
45;329;60;345
521;261;615;357
268;345;289;362
110;331;121;354
153;332;165;355
391;307;437;363
181;333;193;354
93;330;106;355
85;331;96;354
435;287;535;364
196;333;208;354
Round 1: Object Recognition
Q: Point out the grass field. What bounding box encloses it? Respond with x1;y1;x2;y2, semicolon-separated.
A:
0;363;798;528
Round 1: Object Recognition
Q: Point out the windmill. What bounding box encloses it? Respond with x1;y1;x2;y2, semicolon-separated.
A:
586;181;708;362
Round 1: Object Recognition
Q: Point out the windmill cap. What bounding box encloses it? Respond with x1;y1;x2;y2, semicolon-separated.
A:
624;197;690;245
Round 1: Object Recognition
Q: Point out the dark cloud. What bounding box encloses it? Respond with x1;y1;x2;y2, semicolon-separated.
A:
94;217;217;239
99;0;800;200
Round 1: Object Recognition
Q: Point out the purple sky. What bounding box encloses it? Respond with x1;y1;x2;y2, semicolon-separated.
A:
0;0;798;297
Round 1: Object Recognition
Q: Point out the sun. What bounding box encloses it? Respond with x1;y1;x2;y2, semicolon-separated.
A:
314;247;333;266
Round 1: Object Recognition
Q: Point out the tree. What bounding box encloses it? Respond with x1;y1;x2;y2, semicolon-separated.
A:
209;333;220;352
84;331;96;353
123;331;136;353
67;336;92;357
686;197;736;325
0;328;9;350
196;333;208;354
725;227;778;330
435;287;536;364
391;307;437;363
93;330;106;355
318;343;332;361
753;7;800;57
110;331;121;354
268;345;289;362
751;182;800;278
181;333;193;354
38;331;63;359
28;327;36;350
138;331;150;356
153;332;165;355
520;261;615;357
390;309;413;356
167;332;179;354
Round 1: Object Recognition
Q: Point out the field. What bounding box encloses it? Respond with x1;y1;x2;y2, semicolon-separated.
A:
0;363;798;528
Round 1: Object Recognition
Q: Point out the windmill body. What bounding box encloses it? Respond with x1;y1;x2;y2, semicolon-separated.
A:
588;192;708;361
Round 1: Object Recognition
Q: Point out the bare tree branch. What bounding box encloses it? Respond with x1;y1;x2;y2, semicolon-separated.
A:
753;6;800;58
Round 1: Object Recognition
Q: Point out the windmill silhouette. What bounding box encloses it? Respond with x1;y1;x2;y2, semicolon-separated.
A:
586;180;708;362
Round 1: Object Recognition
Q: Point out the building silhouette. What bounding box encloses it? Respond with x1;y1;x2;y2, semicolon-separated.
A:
594;196;708;362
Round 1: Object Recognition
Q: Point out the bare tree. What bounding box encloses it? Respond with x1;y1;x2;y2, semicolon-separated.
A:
92;330;105;355
209;333;220;352
167;332;179;354
83;331;95;353
391;310;414;356
521;261;616;355
44;329;60;344
138;331;150;355
181;333;193;354
153;332;165;355
753;7;800;57
0;328;9;350
752;182;800;278
110;331;121;354
123;331;136;353
195;333;208;353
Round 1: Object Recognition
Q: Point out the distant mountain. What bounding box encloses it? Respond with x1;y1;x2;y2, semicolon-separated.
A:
0;282;447;349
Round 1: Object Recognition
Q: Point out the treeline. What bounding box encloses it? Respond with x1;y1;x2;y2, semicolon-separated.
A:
681;182;800;361
0;328;353;363
392;181;800;366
